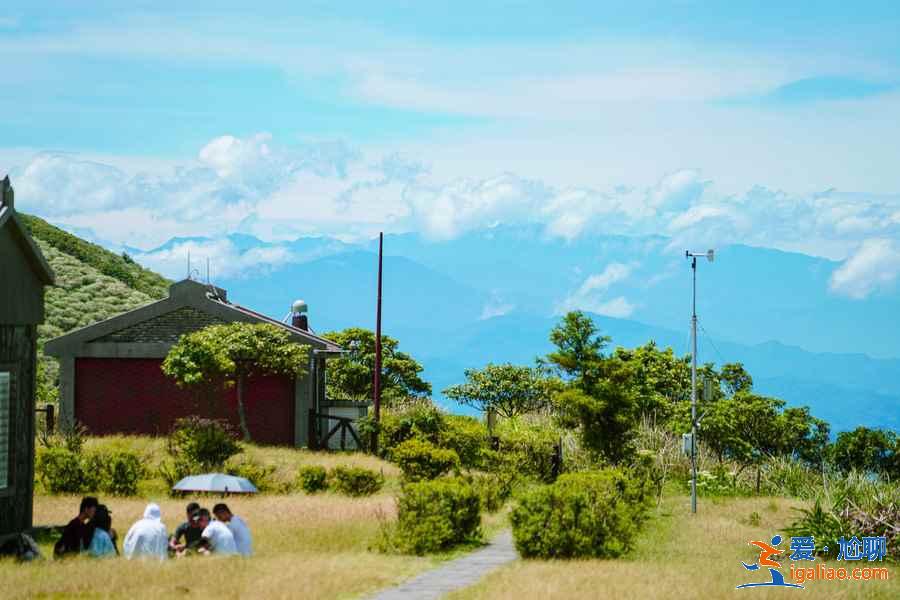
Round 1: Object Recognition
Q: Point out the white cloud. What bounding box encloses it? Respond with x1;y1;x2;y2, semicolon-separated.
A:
558;263;636;317
135;238;295;280
480;293;515;320
829;239;900;299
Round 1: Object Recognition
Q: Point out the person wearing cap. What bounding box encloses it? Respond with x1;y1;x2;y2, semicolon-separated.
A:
169;502;204;556
197;508;237;556
213;503;252;557
123;503;168;560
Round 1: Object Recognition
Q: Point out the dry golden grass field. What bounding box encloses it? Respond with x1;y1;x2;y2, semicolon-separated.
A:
449;495;898;600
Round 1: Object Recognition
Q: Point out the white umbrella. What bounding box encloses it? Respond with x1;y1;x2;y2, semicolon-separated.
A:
172;473;259;494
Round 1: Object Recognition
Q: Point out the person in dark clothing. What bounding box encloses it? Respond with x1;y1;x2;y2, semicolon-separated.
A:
169;502;204;556
55;496;99;557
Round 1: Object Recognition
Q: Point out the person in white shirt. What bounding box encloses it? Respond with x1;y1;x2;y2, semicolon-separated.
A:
213;503;252;557
123;503;168;560
197;508;238;556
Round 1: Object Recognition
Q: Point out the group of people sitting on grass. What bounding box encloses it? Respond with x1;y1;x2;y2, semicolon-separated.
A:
54;497;252;559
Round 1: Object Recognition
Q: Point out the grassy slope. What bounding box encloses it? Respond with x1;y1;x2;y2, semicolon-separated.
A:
20;216;170;394
449;494;898;600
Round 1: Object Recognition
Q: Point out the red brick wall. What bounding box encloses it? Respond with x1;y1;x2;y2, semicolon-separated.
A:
74;358;295;445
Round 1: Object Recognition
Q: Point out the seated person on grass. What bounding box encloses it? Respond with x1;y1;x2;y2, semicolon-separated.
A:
169;502;204;556
87;504;118;558
55;496;98;557
123;503;168;560
196;509;238;556
213;503;253;557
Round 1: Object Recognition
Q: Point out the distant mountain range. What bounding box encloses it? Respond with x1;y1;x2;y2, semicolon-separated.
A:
121;226;900;433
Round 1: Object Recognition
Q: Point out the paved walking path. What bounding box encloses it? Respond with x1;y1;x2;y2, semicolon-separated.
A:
366;530;517;600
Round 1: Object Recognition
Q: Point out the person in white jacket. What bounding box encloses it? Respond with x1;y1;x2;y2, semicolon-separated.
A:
123;503;168;560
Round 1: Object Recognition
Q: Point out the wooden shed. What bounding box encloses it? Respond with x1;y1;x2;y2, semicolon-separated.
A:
0;176;55;539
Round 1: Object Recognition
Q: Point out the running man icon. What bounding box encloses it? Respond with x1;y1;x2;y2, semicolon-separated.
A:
736;535;804;590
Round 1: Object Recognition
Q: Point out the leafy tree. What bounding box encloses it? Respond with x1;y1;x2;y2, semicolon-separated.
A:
162;323;309;441
614;342;690;423
323;328;431;405
832;427;897;475
545;311;610;386
552;357;640;464
546;312;639;464
443;363;557;419
720;362;753;396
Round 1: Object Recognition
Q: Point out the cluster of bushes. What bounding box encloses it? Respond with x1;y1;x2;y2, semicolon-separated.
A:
294;464;385;496
159;417;243;488
36;427;145;496
510;466;653;559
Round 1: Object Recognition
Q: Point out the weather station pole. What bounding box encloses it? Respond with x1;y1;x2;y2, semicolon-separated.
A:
373;232;384;454
686;249;714;514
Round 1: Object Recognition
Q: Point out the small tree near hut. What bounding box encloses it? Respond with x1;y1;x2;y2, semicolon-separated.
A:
443;363;555;419
162;323;309;441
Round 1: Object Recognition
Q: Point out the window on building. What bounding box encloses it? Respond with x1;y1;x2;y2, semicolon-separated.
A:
0;371;10;490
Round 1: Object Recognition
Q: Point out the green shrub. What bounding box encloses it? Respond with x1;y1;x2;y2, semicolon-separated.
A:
510;468;651;559
392;439;460;482
36;447;84;494
485;418;561;484
359;401;446;458
83;449;144;496
760;456;821;499
226;456;279;493
296;465;329;493
441;415;489;469
166;416;242;471
468;472;511;513
385;478;482;554
330;466;384;497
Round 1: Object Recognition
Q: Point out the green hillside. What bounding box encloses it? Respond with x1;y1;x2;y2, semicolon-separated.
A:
22;215;171;404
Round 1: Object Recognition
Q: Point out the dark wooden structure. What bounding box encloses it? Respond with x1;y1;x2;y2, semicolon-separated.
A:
0;176;55;540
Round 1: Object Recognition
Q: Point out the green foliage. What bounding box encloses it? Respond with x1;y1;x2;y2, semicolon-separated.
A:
226;456;280;492
163;323;309;440
785;500;846;559
322;328;431;404
832;426;898;476
693;468;741;497
296;465;329;493
613;342;690;423
329;465;384;497
35;447;84;494
759;456;822;499
440;415;489;469
467;472;511;513
510;468;652;559
359;401;444;456
162;417;242;485
546;311;610;383
36;446;144;496
383;478;482;555
488;417;561;483
392;439;460;482
22;213;169;298
443;363;556;418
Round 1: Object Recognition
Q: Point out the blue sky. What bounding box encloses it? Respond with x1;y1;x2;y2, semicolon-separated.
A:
2;2;900;301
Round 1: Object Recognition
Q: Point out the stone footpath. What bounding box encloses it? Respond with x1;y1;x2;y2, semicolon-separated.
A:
366;530;517;600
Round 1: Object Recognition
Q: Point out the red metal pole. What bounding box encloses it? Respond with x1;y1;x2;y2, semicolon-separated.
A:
373;232;383;452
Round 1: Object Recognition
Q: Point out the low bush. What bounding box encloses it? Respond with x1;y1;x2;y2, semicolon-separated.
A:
392;439;460;482
359;401;446;458
468;472;511;513
330;466;384;497
166;416;242;471
36;447;84;494
383;477;482;555
296;465;329;493
510;468;652;559
441;415;489;469
226;456;280;493
36;446;144;496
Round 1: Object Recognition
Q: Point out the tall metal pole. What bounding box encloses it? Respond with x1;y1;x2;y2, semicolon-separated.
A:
690;255;698;515
373;232;383;453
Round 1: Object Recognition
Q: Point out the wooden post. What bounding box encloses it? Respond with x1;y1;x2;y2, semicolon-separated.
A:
372;232;383;454
308;408;317;450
